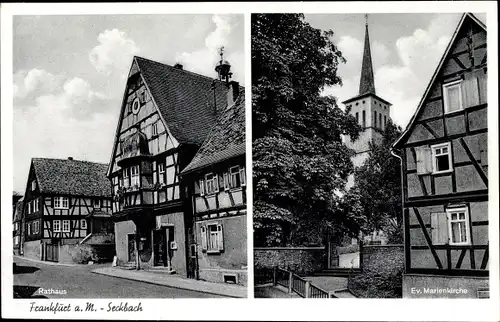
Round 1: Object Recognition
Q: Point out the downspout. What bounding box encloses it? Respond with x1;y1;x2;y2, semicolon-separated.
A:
390;146;406;273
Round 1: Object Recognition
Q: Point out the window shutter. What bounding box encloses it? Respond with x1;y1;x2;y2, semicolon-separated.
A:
431;212;448;245
200;226;207;250
223;173;230;191
199;179;205;196
478;72;487;105
480;139;488;166
214;174;220;193
240;167;246;186
217;224;224;251
415;146;432;174
462;77;480;108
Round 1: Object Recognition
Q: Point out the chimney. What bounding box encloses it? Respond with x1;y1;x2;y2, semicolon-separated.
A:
68;157;73;160
173;63;183;70
227;81;239;108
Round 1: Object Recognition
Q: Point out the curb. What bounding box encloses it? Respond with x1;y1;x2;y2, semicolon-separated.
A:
92;268;247;298
14;255;92;268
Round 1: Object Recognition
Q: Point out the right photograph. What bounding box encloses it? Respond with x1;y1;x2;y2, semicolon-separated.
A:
252;13;488;299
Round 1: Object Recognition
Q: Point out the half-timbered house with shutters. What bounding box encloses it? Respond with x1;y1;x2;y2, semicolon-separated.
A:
391;13;488;298
13;197;24;255
107;55;234;277
181;84;247;285
21;157;114;263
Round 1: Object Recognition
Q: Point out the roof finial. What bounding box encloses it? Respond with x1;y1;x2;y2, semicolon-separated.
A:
365;14;368;26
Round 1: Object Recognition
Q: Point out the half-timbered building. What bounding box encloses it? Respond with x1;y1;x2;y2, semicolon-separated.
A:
107;56;233;277
22;157;114;263
392;13;488;298
13;197;24;255
181;85;247;285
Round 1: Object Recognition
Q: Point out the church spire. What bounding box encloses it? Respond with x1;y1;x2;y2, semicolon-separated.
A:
359;14;376;95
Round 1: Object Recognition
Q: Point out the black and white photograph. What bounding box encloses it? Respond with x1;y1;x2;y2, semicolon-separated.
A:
252;12;490;299
10;13;247;299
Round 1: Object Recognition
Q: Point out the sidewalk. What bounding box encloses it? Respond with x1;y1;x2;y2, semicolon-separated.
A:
92;267;247;298
14;255;107;269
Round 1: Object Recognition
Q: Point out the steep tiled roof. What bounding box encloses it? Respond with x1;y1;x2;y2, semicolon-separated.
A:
182;91;246;174
33;158;111;197
13;198;24;223
135;56;232;145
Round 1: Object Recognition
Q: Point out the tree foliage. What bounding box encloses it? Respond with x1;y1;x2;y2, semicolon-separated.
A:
349;120;404;243
252;14;361;246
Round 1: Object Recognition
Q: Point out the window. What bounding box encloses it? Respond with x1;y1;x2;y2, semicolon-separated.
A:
93;199;101;209
205;173;219;195
431;142;453;174
374;111;377;128
81;219;87;230
447;207;471;245
443;80;463;113
224;166;246;190
62;220;71;233
355;112;359;123
34;199;39;212
379;114;383;130
34;221;39;234
200;223;224;252
123;167;130;187
140;91;146;104
362;111;366;128
132;99;140;115
27;223;31;235
31;180;37;191
384;115;387;127
158;163;165;184
28;202;32;214
53;220;61;233
130;165;140;187
54;196;69;209
152;123;158;136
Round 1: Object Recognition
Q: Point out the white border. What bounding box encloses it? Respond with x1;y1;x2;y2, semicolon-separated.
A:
2;2;499;321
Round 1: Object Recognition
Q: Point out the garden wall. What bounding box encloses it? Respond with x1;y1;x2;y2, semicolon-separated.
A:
254;247;326;276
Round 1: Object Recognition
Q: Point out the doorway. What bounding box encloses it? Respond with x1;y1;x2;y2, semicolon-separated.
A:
127;233;136;262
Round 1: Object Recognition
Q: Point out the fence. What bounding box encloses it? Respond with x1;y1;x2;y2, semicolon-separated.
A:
256;266;335;298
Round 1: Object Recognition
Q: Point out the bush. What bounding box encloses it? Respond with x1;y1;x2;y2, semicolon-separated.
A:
348;246;404;298
71;245;100;264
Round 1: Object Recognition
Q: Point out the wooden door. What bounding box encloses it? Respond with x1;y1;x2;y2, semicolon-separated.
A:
46;244;59;262
127;234;136;262
153;229;167;266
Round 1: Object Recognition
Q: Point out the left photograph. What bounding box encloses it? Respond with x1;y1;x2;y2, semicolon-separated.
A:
12;14;247;299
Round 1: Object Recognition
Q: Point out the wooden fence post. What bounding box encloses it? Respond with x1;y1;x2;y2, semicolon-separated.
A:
273;266;277;286
305;281;311;298
288;271;293;294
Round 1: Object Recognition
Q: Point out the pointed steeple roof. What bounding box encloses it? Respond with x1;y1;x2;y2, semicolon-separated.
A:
359;17;376;95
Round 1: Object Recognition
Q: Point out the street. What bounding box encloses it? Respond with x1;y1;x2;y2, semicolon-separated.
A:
13;257;224;299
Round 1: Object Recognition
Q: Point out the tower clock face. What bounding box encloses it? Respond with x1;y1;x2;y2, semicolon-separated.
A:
132;98;140;115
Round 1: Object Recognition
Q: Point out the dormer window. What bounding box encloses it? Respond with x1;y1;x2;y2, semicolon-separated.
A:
93;199;101;209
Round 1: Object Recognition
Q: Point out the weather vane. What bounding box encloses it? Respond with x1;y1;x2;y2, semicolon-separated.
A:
219;46;225;61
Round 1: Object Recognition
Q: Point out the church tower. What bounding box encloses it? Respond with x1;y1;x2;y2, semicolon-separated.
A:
344;16;392;173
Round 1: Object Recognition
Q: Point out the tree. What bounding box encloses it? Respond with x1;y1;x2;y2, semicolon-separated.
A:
349;120;404;243
252;14;361;247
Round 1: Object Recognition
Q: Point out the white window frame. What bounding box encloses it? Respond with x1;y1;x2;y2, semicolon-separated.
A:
205;173;219;195
34;221;39;234
53;220;61;233
431;142;453;174
158;162;165;184
54;196;69;209
62;220;71;233
28;202;32;214
27;222;31;235
31;180;37;191
123;167;130;187
93;199;101;209
130;165;140;187
81;219;87;230
443;80;463;114
152;123;158;137
206;223;224;252
446;207;471;245
34;198;39;212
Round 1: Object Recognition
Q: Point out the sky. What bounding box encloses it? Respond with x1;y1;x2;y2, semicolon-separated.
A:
12;14;244;193
306;13;486;129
